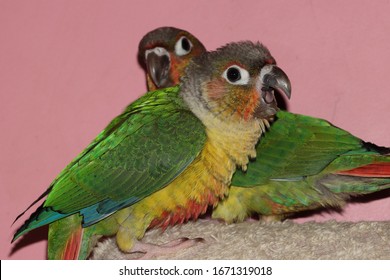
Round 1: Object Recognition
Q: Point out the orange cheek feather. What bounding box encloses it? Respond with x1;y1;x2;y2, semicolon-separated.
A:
206;81;260;121
237;89;259;121
170;57;181;84
172;57;191;85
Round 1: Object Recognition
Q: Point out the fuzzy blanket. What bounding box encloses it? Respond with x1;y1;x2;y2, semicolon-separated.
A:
91;219;390;260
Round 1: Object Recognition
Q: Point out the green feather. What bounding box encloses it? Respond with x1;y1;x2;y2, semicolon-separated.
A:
214;110;390;222
14;85;207;240
232;110;364;186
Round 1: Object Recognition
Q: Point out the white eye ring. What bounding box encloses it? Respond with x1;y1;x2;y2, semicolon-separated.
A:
222;65;250;85
174;36;193;56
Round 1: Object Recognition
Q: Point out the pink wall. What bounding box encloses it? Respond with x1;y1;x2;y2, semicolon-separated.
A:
1;0;389;259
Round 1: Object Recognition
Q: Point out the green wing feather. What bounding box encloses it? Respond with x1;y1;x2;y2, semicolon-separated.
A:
232;110;363;186
14;86;206;239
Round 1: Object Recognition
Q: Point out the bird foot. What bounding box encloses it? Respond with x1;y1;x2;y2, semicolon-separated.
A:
129;237;204;259
245;217;260;223
261;215;284;223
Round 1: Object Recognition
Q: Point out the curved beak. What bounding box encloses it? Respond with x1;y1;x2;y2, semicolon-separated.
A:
145;47;171;89
261;65;291;100
254;65;292;119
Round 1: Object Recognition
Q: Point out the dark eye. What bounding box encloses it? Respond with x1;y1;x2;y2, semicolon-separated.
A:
181;37;191;52
175;36;193;56
222;65;250;85
226;68;241;82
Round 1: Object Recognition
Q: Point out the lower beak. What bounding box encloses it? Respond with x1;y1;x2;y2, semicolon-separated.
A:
260;65;291;100
254;65;291;119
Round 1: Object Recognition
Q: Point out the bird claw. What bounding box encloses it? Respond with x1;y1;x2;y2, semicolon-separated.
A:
129;237;204;259
261;215;284;223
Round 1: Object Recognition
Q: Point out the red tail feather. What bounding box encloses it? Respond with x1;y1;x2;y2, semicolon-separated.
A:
62;227;83;260
337;162;390;177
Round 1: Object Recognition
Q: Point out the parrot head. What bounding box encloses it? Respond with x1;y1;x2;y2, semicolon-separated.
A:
138;26;206;90
181;41;291;127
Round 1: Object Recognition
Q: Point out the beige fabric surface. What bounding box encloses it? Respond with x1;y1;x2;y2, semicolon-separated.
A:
90;219;390;260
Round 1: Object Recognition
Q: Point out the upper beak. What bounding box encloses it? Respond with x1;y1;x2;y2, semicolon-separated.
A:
254;65;291;119
145;47;171;89
260;65;291;100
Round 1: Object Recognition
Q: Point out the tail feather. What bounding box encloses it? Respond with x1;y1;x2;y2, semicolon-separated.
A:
337;162;390;178
62;226;83;260
321;173;390;194
48;214;84;259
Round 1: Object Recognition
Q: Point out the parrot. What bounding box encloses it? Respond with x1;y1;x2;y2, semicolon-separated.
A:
138;26;206;91
12;41;291;259
138;27;390;224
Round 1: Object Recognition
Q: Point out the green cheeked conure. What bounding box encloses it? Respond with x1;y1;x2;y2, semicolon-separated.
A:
13;39;290;259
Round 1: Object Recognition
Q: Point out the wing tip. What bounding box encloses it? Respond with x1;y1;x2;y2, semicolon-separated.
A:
363;141;390;155
12;205;69;242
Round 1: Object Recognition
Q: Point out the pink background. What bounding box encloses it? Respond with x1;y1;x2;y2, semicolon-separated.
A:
1;0;389;259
